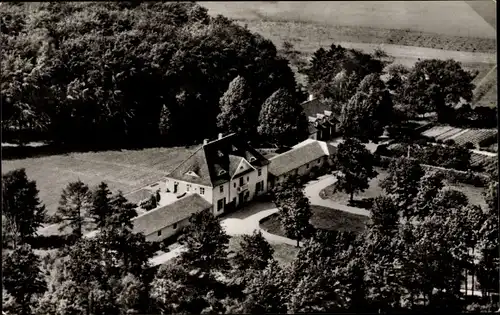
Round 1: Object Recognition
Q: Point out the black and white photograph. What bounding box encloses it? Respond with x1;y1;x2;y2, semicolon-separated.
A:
1;1;498;314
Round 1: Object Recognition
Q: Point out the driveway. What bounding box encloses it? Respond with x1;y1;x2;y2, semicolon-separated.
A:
304;175;371;217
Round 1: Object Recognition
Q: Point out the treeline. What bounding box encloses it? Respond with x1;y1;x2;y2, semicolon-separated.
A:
299;42;496;141
2;161;498;314
1;2;308;149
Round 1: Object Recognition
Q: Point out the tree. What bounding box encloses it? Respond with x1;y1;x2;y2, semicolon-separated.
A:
179;210;230;275
369;196;400;238
239;260;290;314
3;245;47;315
89;182;113;229
158;104;174;140
55;180;92;239
2;168;46;246
339;74;393;142
413;171;444;219
385;63;409;97
234;230;275;271
380;157;424;216
333;138;378;202
257;88;309;147
273;185;313;247
401;59;475;121
216;75;256;137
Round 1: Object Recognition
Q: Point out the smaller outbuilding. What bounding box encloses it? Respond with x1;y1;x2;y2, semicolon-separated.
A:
132;193;212;242
267;139;337;188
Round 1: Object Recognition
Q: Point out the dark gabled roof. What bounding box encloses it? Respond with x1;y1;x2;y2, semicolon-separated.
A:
301;98;331;118
167;134;269;187
268;139;337;177
132;193;211;236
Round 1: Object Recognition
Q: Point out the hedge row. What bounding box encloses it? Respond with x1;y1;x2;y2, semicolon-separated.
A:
376;155;489;187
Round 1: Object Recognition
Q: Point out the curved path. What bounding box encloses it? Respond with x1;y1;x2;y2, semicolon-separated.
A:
304;175;371;217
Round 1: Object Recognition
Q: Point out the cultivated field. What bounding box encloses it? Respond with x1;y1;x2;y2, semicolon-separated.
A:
202;1;496;52
473;65;497;107
1;147;197;217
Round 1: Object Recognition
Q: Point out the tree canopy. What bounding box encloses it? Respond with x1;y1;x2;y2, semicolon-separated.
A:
1;2;299;148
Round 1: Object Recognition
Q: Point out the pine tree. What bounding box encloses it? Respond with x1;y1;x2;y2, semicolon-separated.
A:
3;244;47;315
158;104;174;140
2;168;46;246
55;180;92;238
89;182;113;229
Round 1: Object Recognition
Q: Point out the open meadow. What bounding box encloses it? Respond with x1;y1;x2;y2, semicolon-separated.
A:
1;147;197;217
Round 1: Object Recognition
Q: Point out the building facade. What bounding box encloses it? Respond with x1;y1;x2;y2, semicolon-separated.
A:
301;97;339;141
268;139;337;188
165;133;270;215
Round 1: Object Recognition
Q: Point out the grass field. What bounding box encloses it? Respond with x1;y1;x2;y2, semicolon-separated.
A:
320;168;488;209
260;205;370;240
1;146;197;216
202;1;496;52
228;235;299;266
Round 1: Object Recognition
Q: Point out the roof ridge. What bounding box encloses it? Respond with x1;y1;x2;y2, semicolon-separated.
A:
167;145;204;176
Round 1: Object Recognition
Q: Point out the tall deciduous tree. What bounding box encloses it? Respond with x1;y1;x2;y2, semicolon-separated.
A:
2;168;46;246
3;245;47;315
333;138;378;202
55;180;92;239
239;260;290;314
216;75;256;137
339;74;393;142
257;88;308;147
274;185;313;247
380;157;424;216
179;210;230;275
401;59;474;121
234;230;275;271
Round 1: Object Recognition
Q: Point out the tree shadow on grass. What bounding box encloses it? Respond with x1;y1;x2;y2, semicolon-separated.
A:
348;197;374;210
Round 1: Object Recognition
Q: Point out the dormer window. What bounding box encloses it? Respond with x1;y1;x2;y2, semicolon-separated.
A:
185;171;199;178
217;150;224;157
218;170;226;176
249;157;256;162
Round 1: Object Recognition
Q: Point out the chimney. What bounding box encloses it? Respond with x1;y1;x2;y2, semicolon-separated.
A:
203;139;208;145
218;133;223;140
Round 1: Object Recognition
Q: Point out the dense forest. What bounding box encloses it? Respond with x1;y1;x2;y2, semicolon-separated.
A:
1;2;307;149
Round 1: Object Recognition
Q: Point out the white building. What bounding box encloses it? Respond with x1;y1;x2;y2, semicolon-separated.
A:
164;133;270;215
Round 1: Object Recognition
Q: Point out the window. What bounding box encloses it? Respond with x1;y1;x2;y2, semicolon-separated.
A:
258;169;262;176
306;163;309;169
233;182;236;188
239;177;244;186
173;223;178;229
187;184;191;192
318;158;322;164
247;176;249;181
200;187;205;195
219;185;224;193
157;230;162;236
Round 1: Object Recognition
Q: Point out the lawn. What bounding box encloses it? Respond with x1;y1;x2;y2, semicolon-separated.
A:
260;205;370;240
228;235;299;266
202;1;496;53
319;168;488;209
1;146;197;217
